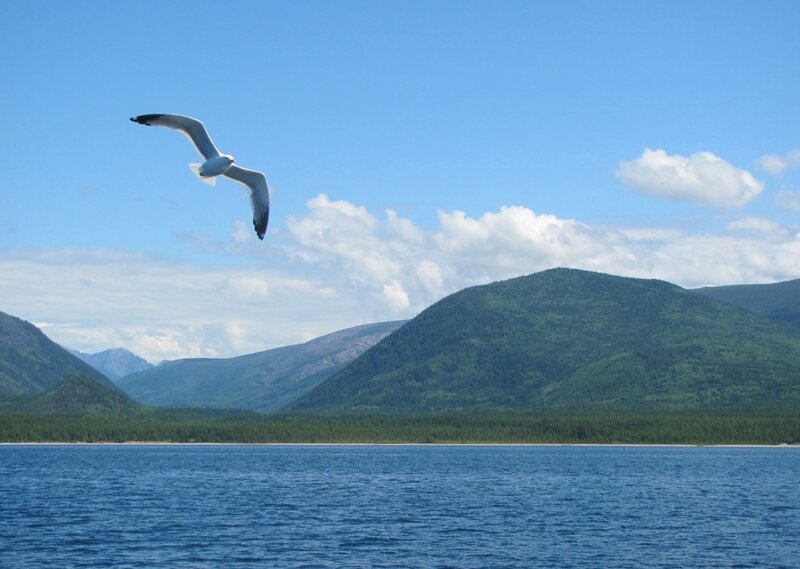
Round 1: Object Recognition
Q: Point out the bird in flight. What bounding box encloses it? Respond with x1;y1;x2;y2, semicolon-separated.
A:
130;113;270;240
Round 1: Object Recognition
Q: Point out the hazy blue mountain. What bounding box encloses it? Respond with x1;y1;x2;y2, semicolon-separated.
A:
0;310;118;397
118;321;406;412
694;278;800;328
290;269;800;413
69;347;153;380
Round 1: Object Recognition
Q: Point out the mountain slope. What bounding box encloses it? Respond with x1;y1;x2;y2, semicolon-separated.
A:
291;269;800;412
69;347;153;380
694;278;800;328
3;373;141;414
118;320;406;412
0;311;118;397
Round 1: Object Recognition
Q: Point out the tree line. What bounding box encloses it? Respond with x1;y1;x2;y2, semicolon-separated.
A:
1;410;798;444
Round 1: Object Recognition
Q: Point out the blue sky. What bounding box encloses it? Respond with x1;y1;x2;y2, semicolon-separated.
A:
1;1;799;361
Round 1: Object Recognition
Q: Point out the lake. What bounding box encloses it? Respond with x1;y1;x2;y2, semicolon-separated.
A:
1;445;798;568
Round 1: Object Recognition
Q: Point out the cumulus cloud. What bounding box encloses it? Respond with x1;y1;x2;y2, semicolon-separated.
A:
756;149;800;175
382;281;411;311
5;195;800;361
286;194;800;315
617;148;764;207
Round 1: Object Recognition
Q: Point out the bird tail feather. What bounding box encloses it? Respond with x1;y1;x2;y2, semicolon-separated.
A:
189;163;216;186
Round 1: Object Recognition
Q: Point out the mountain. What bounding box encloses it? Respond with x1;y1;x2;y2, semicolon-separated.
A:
0;311;119;397
694;278;800;328
69;347;153;380
118;320;406;412
2;373;141;415
290;269;800;412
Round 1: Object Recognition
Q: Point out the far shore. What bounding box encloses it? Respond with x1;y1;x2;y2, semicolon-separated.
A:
1;441;797;447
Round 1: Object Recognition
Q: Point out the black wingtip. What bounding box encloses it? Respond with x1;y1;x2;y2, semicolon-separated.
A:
254;212;268;240
130;114;163;126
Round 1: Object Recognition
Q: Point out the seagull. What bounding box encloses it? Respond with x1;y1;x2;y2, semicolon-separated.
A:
130;114;270;239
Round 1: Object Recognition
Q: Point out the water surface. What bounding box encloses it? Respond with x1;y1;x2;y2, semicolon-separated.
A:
1;445;798;568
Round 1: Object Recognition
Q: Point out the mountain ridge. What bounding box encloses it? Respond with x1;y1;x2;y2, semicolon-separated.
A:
0;311;118;397
1;373;142;415
118;320;407;412
290;268;800;412
694;278;800;328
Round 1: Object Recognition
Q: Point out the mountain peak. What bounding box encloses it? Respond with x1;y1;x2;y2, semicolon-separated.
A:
68;347;153;380
290;269;800;412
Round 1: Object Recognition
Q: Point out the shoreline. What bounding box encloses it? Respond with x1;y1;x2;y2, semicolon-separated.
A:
1;441;797;448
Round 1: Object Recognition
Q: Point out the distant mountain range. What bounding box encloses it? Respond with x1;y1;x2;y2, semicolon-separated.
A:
117;320;406;412
68;348;153;380
290;269;800;412
0;311;117;398
3;269;800;417
694;278;800;328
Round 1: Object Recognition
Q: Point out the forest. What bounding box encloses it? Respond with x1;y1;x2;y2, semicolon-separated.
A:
2;410;798;445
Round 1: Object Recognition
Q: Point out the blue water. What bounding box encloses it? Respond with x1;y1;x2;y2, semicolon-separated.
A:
0;445;798;568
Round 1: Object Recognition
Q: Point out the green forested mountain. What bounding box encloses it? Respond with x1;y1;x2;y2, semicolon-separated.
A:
2;373;141;415
118;320;406;412
291;269;800;412
694;278;800;328
0;311;118;397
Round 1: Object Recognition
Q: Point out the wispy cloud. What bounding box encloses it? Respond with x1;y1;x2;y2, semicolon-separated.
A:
726;217;793;242
231;220;252;243
616;148;763;207
0;249;357;362
775;189;800;212
74;184;100;196
756;149;800;175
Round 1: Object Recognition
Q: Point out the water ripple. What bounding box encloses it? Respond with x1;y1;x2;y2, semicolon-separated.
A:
1;445;798;568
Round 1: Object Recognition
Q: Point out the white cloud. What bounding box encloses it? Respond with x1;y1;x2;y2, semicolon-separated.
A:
286;195;413;296
726;217;792;242
756;149;800;175
231;220;252;243
285;194;800;312
227;276;270;299
617;148;764;207
0;249;366;362
416;260;446;296
775;190;800;212
382;281;411;311
5;195;800;362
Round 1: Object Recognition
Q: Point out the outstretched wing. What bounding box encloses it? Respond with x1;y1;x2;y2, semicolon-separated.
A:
130;114;220;160
223;164;270;240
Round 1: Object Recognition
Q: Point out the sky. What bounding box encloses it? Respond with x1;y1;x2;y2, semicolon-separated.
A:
1;0;799;362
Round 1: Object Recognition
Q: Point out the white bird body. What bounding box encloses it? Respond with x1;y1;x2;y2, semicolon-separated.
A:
189;155;235;186
200;154;235;177
130;114;270;239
